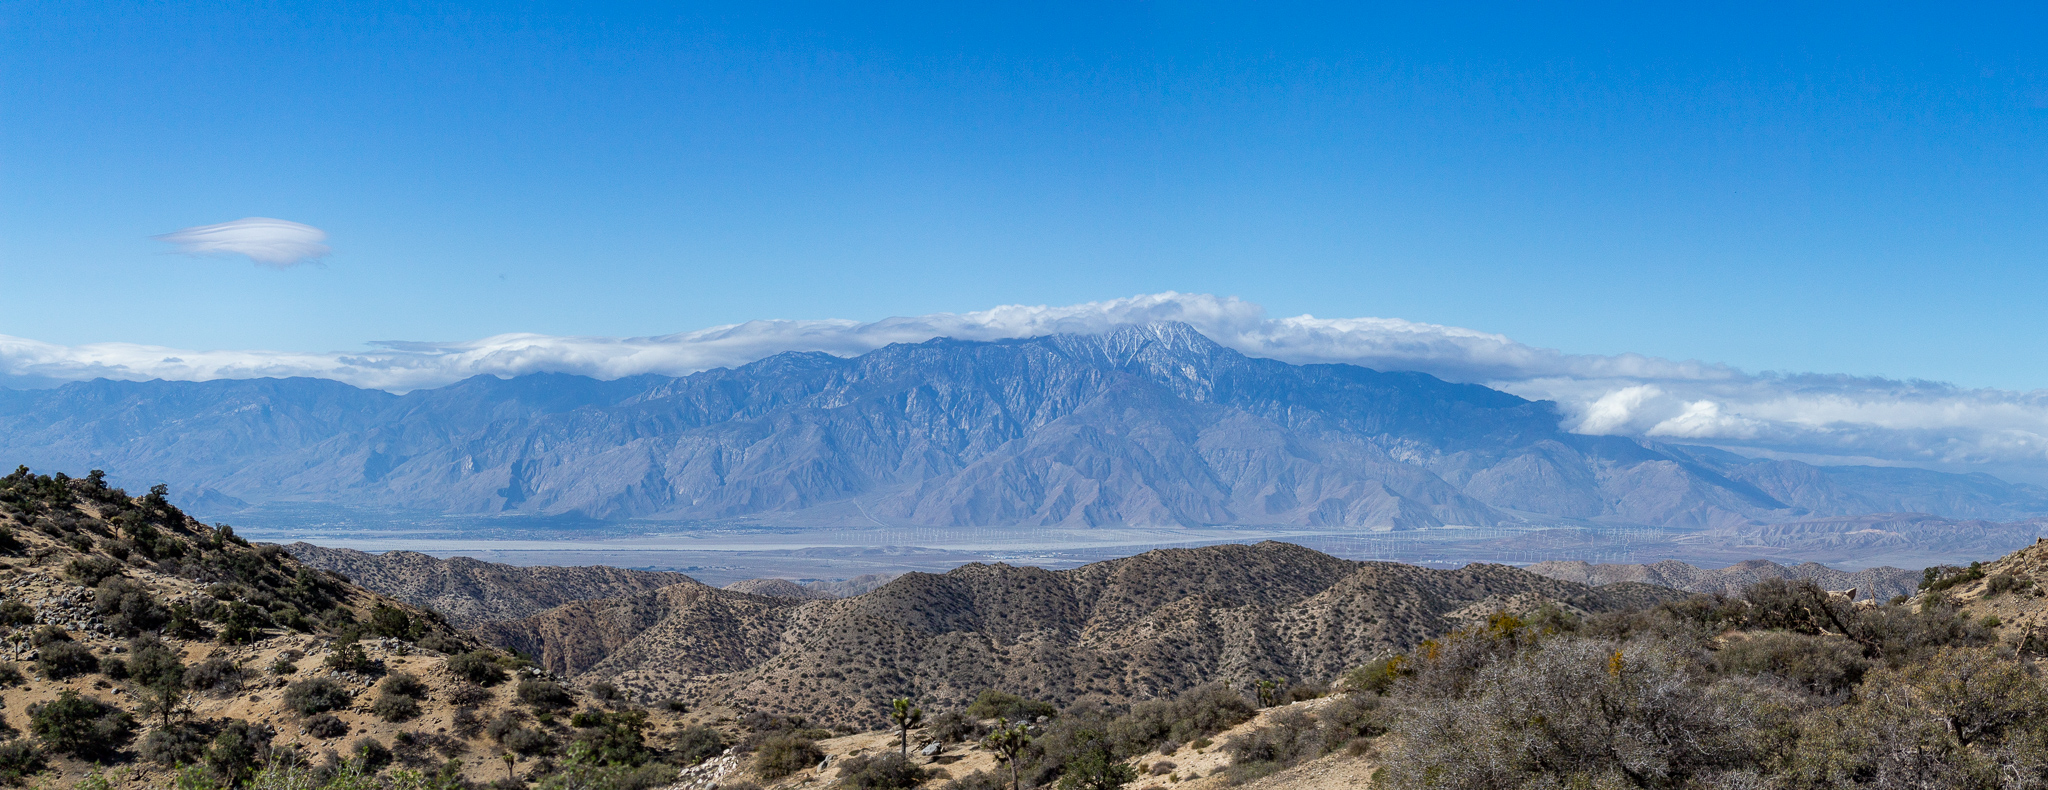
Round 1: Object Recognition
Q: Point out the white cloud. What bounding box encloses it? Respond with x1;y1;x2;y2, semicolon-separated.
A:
5;291;2048;480
153;217;330;267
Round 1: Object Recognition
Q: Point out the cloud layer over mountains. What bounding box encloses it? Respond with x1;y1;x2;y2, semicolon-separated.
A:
4;292;2046;480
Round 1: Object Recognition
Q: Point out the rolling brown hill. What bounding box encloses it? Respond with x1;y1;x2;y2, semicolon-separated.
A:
0;466;693;788
287;542;701;627
476;541;1685;728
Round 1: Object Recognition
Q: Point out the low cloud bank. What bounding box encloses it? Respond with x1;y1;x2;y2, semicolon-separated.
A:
4;292;2046;479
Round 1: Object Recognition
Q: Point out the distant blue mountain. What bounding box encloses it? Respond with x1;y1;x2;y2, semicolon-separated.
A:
3;323;2044;529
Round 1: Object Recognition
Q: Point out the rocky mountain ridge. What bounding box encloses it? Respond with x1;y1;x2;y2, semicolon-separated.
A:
286;543;700;628
5;324;2046;530
471;541;1687;728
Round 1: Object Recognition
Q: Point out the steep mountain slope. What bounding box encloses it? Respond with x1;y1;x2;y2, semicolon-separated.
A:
1526;557;1922;601
286;543;701;627
476;541;1685;728
0;466;688;788
6;324;2046;529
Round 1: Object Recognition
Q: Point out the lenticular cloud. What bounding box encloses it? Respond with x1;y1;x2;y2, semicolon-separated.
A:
4;291;2048;478
153;217;331;268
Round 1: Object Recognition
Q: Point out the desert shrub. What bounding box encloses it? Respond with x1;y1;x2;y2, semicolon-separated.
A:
94;576;168;635
965;690;1058;722
486;710;533;742
271;658;298;676
502;726;556;757
0;666;21;689
417;631;464;655
372;691;422;722
1716;631;1868;696
1105;683;1256;757
186;655;250;695
1149;762;1176;776
100;657;128;680
1986;573;2033;596
0;601;30;627
1053;728;1137;790
205;719;273;786
518;678;574;710
446;682;491;707
139;721;210;766
837;752;931;790
368;604;423;640
283;677;353;716
304;713;349;739
126;636;185;689
941;771;1005;790
674;725;729;766
755;734;825;780
448;650;507;686
1922;562;1988;594
0;740;43;785
26;627;67;648
1379;637;1779;790
380;672;429;699
352;737;393;771
35;641;97;680
323;639;373;673
571;709;652;767
63;556;121;586
928;710;986;744
215;601;265;645
1394;612;1545;700
451;707;484;738
26;691;133;757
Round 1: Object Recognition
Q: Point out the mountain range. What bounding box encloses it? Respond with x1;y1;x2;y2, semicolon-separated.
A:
5;323;2046;530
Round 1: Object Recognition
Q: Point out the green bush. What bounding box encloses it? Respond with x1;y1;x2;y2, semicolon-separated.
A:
518;678;574;710
371;691;422;722
837;752;932;790
303;713;348;739
185;655;250;694
34;641;97;680
0;739;44;785
139;721;209;766
380;671;429;699
1987;573;2032;596
1105;683;1256;758
448;650;507;686
63;556;121;586
26;691;133;757
1715;631;1868;696
0;601;32;627
283;677;353;716
755;734;825;780
673;725;729;766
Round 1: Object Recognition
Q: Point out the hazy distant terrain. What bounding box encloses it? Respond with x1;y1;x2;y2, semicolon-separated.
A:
1527;557;1923;601
6;324;2047;534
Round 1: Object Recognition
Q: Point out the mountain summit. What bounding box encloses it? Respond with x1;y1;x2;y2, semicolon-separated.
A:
3;324;2044;529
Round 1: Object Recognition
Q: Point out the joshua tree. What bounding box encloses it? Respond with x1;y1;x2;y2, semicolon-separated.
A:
982;718;1032;790
889;697;925;758
1252;679;1284;708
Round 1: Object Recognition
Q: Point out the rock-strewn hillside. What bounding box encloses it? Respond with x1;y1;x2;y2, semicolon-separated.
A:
478;541;1684;728
0;468;690;788
287;543;700;627
7;324;2047;530
1526;557;1923;601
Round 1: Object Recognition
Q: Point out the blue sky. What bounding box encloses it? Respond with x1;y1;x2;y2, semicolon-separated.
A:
4;2;2048;390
